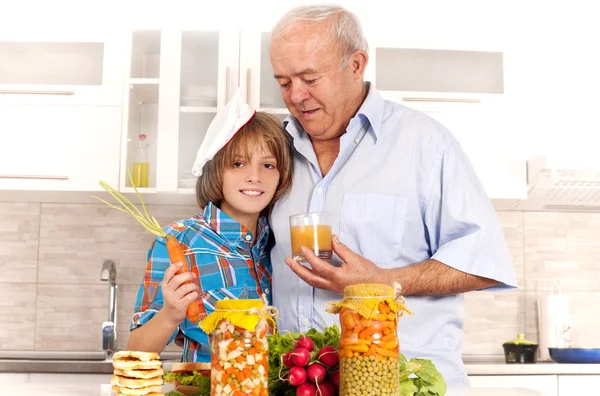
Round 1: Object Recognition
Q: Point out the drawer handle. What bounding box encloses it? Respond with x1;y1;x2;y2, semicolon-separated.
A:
402;97;481;104
0;174;69;180
0;90;75;96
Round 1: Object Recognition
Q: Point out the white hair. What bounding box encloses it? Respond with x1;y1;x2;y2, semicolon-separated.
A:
270;4;369;68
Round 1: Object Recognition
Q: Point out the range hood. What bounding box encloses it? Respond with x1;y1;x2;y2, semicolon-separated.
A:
492;156;600;212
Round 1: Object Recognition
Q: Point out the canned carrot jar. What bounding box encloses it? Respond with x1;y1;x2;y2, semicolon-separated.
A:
199;297;277;396
327;283;411;396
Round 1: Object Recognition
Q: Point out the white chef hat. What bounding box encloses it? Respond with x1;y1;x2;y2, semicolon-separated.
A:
191;88;256;177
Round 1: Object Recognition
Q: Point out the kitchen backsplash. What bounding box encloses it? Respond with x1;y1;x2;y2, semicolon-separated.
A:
1;202;599;359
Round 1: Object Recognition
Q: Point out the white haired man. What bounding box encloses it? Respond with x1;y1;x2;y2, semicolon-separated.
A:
267;4;517;388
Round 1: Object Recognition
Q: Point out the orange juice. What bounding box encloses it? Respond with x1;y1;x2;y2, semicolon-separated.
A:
290;224;332;260
132;162;149;187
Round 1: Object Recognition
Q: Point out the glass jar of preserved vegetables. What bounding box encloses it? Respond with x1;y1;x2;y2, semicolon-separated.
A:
327;283;411;396
199;297;277;396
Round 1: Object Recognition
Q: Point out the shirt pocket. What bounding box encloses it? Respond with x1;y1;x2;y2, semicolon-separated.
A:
339;193;407;265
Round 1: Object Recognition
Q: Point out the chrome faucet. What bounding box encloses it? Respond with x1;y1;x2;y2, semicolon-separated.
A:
100;259;117;360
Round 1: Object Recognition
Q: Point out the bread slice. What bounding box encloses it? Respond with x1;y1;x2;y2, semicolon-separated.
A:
111;374;163;388
113;350;160;362
113;359;162;371
114;367;164;379
112;385;163;395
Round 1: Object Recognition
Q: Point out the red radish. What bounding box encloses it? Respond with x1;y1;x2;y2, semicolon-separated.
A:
306;363;327;384
296;382;316;396
291;347;311;367
294;335;315;352
328;370;340;389
317;346;339;367
283;352;294;369
288;366;307;386
315;381;335;396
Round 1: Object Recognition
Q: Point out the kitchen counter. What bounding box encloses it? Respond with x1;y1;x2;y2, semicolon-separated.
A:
0;382;543;396
3;357;600;375
465;362;600;375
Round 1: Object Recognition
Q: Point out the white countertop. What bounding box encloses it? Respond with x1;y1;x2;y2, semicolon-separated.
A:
465;362;600;375
0;383;543;396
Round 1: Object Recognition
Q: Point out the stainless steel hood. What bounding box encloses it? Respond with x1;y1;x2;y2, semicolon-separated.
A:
492;156;600;212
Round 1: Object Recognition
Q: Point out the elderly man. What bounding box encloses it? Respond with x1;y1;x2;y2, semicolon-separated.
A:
267;4;517;388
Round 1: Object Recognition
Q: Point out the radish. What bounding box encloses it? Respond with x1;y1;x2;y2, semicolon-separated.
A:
317;345;339;367
291;347;311;367
315;381;335;396
282;352;294;369
328;370;339;389
296;382;316;396
306;363;327;384
288;366;307;386
294;335;315;352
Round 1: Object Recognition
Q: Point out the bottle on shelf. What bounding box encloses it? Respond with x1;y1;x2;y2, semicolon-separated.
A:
132;133;149;188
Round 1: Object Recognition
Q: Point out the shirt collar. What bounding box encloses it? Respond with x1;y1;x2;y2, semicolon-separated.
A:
283;81;385;140
201;202;270;248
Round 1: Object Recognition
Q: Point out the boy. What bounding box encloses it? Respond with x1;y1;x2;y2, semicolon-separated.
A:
127;91;293;362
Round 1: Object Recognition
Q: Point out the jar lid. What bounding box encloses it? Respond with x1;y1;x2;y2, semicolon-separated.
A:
503;333;536;346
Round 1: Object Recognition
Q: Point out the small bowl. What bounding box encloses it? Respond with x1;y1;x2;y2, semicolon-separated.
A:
503;334;538;364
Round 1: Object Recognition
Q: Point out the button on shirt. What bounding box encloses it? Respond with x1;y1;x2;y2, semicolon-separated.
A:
131;202;273;362
269;83;517;387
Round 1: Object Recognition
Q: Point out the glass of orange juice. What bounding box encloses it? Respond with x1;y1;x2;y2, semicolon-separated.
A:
289;212;333;261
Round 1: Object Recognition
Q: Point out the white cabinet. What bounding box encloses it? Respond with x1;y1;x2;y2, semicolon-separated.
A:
469;375;558;396
0;105;122;191
0;29;127;106
558;375;600;396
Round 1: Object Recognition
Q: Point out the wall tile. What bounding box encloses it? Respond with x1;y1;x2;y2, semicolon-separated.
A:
0;283;37;350
38;203;199;286
497;211;525;288
35;284;108;350
524;212;600;291
0;203;40;283
464;290;525;355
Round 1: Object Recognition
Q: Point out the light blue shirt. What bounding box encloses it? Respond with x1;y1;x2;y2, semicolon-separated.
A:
269;83;517;387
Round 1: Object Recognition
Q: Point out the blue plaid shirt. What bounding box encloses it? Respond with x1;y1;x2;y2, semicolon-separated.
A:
130;202;273;362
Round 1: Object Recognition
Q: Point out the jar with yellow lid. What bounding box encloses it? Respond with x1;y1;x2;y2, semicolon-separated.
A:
327;283;411;396
199;297;277;396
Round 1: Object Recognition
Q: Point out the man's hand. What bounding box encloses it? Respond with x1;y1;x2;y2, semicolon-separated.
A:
160;262;199;325
285;235;384;294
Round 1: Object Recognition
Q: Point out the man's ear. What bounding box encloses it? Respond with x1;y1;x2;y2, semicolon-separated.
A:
351;50;369;81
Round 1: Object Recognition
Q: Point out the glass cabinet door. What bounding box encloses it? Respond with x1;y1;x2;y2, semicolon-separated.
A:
177;30;239;192
240;31;289;117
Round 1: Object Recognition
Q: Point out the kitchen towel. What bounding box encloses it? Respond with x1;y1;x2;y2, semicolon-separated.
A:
537;294;572;361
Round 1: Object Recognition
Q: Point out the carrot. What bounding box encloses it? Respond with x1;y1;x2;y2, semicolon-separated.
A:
93;173;201;323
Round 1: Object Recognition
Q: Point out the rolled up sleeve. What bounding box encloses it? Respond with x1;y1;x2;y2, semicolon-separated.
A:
424;142;517;290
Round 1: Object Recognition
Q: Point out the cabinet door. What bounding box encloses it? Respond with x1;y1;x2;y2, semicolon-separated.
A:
558;375;600;396
469;375;558;396
0;29;126;106
0;105;121;191
239;30;289;116
119;29;239;193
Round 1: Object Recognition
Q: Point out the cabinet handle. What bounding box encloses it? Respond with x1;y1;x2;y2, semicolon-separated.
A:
402;97;481;104
0;174;69;180
225;67;231;103
0;90;75;96
246;68;252;104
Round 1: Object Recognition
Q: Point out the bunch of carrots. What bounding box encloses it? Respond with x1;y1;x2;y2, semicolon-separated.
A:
338;302;399;360
93;175;200;323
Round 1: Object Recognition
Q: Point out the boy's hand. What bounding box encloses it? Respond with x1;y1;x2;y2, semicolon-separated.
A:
161;262;199;326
